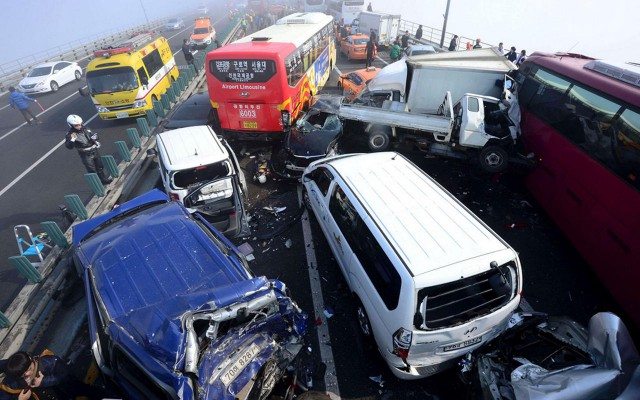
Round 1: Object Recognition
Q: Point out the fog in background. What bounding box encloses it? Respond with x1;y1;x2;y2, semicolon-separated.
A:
370;0;639;63
2;0;638;68
0;0;215;66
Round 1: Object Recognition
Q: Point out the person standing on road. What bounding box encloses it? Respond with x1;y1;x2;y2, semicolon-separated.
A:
448;34;459;51
365;36;376;68
401;30;410;49
367;2;372;11
473;38;482;49
64;114;112;185
516;49;527;66
389;39;402;61
182;39;196;71
415;25;423;42
7;87;40;125
497;42;504;54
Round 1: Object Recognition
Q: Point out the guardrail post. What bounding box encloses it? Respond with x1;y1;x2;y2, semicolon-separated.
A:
188;64;196;80
136;117;151;137
145;110;158;127
101;155;119;177
41;221;69;249
153;99;165;117
126;128;142;149
115;140;132;162
84;173;105;197
171;81;181;97
9;256;43;283
64;194;88;220
0;311;10;328
166;86;176;104
160;94;171;110
177;75;186;92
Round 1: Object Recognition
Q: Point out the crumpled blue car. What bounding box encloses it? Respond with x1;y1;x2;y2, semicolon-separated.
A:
72;190;307;399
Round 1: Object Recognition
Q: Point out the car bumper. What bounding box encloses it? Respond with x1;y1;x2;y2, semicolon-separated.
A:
98;107;148;120
19;86;50;94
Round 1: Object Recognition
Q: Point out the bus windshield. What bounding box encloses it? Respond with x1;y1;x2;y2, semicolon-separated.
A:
86;67;138;94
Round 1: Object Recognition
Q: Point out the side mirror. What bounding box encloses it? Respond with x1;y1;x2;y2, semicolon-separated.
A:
146;148;157;157
78;87;89;97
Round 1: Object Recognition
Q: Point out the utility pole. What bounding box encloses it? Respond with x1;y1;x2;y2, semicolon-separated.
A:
139;0;150;25
439;0;451;48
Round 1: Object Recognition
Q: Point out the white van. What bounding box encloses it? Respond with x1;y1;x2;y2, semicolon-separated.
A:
153;125;248;237
302;152;522;379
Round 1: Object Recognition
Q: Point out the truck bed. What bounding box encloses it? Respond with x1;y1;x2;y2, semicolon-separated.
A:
338;100;453;135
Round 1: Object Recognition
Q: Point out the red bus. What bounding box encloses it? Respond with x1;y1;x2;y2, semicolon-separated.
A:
517;52;640;326
206;12;335;140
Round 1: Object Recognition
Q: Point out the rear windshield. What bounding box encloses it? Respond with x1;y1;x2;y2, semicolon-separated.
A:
173;161;230;189
210;59;277;83
194;27;209;34
353;38;368;45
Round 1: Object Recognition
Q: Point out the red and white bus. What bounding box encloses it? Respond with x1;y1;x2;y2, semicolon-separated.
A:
517;52;640;326
206;12;336;140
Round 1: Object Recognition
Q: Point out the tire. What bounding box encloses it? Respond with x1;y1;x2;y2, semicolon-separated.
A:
74;70;82;80
367;129;390;152
50;81;59;92
355;300;372;338
479;145;509;173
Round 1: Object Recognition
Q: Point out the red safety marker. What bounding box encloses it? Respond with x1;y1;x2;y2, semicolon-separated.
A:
35;100;45;112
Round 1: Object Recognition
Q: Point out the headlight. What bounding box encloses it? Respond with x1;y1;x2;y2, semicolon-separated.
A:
133;99;147;108
96;106;109;113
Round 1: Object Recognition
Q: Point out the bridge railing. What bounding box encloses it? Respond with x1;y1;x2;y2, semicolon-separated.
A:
395;18;494;51
0;18;169;94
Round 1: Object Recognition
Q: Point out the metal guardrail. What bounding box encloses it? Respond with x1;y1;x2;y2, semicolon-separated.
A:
398;19;493;51
0;18;169;94
0;17;243;360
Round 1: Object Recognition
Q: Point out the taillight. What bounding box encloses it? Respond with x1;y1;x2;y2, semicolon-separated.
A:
392;327;412;361
169;193;180;202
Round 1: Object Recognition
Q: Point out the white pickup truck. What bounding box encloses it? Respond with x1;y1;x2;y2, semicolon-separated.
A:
337;90;522;172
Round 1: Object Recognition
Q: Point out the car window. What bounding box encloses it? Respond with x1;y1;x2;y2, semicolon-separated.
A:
172;161;230;189
348;73;364;86
308;167;333;196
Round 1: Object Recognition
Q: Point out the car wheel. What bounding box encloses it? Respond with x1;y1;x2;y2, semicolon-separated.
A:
74;70;82;80
367;129;390;152
479;145;509;173
356;300;372;338
50;81;59;92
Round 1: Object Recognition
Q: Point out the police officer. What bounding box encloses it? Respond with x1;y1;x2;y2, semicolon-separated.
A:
64;115;112;184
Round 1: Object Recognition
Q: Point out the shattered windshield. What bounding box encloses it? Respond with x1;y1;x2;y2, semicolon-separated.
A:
86;67;138;94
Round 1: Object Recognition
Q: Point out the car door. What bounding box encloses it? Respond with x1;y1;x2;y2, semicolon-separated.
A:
458;95;487;147
55;62;71;85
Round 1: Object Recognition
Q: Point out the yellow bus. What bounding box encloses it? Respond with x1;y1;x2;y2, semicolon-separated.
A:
85;33;179;120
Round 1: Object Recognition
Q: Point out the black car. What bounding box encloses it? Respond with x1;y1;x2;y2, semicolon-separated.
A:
272;95;343;179
159;92;216;131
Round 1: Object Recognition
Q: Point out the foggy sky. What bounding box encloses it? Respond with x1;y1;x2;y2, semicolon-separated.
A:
1;0;637;69
370;0;639;63
0;0;209;67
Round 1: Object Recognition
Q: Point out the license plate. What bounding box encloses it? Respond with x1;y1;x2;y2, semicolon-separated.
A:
242;121;258;129
442;336;482;352
116;112;128;119
220;344;261;386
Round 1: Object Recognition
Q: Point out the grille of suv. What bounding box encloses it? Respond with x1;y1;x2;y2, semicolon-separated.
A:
417;262;515;329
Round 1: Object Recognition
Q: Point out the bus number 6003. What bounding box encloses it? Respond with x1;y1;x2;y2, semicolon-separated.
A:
239;109;257;118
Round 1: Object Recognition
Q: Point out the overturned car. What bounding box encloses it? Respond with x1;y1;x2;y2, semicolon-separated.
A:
72;190;307;399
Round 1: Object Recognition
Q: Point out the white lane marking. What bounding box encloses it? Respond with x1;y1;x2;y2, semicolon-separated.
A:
375;55;388;65
0;88;87;142
0;23;195;137
0;113;98;199
297;187;341;399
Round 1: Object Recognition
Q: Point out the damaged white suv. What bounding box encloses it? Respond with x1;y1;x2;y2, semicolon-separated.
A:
302;152;523;379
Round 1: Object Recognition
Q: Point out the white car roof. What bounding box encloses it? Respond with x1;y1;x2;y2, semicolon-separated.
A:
325;152;510;277
32;62;61;68
156;125;229;171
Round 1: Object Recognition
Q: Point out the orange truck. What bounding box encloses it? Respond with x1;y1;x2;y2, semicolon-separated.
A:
190;17;216;48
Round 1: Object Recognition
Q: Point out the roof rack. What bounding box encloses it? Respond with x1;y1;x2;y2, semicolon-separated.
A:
584;60;640;88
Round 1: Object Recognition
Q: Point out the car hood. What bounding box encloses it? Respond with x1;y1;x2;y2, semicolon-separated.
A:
20;76;49;86
163;118;209;130
286;127;340;157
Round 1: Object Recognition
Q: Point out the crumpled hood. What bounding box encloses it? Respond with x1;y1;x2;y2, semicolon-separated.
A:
286;127;339;157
